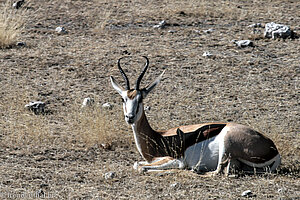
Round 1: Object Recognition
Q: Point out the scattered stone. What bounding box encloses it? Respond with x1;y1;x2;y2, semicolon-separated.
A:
248;23;263;28
241;190;253;197
264;22;292;39
25;101;45;114
153;20;166;29
144;106;151;111
102;102;113;109
104;172;116;180
168;30;176;34
232;40;254;48
202;51;214;58
228;174;238;178
203;28;214;34
170;182;180;189
55;26;68;34
82;97;94;108
100;143;112;150
13;0;25;9
16;41;26;47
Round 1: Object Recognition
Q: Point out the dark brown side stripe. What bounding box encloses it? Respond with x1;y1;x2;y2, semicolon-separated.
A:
162;124;226;158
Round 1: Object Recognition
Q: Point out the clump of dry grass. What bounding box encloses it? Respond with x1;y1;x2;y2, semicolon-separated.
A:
0;88;51;147
0;85;121;149
68;103;120;149
0;0;28;48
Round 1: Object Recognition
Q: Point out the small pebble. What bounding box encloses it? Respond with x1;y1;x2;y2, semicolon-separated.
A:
55;26;68;34
102;102;113;109
203;28;214;34
16;41;26;47
153;20;166;29
168;30;176;34
104;172;116;180
170;182;180;189
242;190;253;197
248;23;263;28
12;0;25;9
144;106;151;111
25;101;46;114
82;97;94;107
233;40;254;48
202;51;214;58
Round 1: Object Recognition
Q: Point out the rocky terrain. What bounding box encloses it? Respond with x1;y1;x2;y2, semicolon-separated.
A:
0;0;299;199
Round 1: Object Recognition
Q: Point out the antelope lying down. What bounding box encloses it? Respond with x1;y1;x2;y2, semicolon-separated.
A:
110;56;281;175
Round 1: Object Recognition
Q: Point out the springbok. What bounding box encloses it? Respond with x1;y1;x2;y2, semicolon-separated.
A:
110;56;281;175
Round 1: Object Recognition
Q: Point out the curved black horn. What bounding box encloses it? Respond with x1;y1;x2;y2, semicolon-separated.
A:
118;57;130;90
135;56;149;90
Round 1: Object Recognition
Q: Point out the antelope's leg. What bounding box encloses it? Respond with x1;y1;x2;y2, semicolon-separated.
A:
212;140;229;176
134;156;185;172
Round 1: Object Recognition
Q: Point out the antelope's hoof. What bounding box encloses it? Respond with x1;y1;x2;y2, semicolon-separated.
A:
133;162;147;173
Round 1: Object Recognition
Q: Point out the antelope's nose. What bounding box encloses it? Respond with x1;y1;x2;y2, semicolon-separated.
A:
126;114;134;122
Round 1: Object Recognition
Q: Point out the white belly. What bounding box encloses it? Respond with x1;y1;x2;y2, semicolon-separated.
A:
183;134;222;172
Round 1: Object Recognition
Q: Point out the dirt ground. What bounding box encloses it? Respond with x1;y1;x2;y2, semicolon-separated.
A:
0;0;299;199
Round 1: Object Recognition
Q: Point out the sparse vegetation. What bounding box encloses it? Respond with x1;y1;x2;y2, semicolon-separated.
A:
0;0;299;199
70;104;120;148
0;0;28;48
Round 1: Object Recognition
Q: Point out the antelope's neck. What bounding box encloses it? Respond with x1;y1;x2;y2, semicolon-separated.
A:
131;110;167;162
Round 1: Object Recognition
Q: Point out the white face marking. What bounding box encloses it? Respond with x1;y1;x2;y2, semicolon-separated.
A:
121;91;143;124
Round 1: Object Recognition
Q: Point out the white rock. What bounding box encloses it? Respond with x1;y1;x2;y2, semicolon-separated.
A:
144;106;151;111
168;30;176;33
153;20;166;29
202;51;214;58
248;23;263;28
170;182;180;189
55;26;68;34
104;172;115;180
264;22;292;39
16;41;26;47
241;190;253;197
203;28;214;33
82;98;94;107
102;102;113;109
13;0;25;9
233;40;254;48
25;101;45;114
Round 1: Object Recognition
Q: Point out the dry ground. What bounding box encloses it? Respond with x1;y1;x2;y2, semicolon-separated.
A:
0;0;299;199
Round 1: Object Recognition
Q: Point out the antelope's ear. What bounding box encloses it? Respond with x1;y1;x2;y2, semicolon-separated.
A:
110;76;124;95
142;70;165;98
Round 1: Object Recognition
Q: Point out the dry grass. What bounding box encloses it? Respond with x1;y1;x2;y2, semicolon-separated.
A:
0;85;120;149
68;103;121;149
0;0;29;48
0;86;50;146
0;0;299;199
